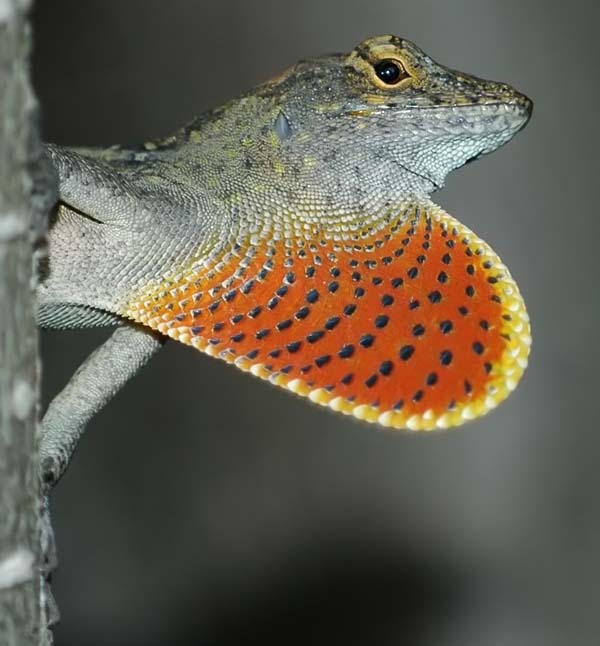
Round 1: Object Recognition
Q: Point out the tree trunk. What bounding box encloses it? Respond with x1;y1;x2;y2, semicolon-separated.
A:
0;0;54;643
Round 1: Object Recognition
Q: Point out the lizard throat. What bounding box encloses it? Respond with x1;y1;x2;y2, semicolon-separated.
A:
122;200;530;431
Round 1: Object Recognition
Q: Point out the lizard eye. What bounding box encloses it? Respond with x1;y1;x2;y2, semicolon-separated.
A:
373;59;409;86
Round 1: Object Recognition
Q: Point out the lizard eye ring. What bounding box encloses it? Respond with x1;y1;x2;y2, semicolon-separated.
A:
373;59;410;86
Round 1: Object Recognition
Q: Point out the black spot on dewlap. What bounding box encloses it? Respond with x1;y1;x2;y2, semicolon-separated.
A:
365;374;378;388
399;345;415;361
428;290;442;304
374;315;389;328
360;334;375;348
315;355;331;368
276;319;292;331
306;289;319;304
412;324;425;337
439;320;453;334
440;350;453;366
338;344;355;359
325;316;340;330
472;341;484;355
426;372;438;386
379;361;393;376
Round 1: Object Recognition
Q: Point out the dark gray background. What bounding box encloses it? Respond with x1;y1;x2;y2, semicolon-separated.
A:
33;1;599;645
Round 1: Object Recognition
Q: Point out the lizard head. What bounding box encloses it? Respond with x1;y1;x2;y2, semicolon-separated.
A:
254;34;532;201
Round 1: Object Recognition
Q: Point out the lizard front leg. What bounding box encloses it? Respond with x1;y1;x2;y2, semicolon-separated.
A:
38;322;164;627
40;323;164;489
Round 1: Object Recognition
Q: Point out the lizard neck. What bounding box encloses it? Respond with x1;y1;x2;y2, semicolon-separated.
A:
122;194;432;314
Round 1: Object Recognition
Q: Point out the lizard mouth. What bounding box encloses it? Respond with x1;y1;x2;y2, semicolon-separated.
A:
385;102;531;192
435;102;532;138
343;100;531;141
464;152;484;165
440;102;531;156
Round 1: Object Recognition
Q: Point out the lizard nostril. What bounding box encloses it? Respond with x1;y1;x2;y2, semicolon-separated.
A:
520;95;534;115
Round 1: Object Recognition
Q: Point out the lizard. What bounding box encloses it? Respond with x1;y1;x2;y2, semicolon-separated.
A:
38;34;532;490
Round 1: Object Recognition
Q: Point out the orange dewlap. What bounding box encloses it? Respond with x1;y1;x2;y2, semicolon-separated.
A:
124;203;530;430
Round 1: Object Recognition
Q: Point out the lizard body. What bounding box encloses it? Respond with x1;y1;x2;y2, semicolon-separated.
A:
39;35;532;483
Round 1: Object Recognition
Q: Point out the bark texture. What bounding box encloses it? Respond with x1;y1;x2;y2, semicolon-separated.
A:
0;0;53;643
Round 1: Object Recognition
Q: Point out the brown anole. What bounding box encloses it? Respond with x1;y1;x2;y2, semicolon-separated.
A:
39;35;532;489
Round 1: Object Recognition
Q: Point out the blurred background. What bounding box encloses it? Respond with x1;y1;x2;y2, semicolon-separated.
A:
32;1;599;645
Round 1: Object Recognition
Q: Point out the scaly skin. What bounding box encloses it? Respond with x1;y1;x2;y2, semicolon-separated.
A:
39;35;532;431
